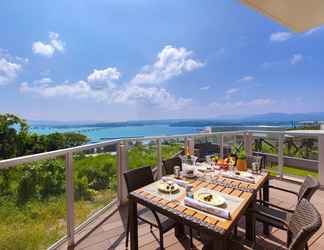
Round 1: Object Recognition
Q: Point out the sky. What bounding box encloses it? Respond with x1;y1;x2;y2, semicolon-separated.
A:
1;0;324;122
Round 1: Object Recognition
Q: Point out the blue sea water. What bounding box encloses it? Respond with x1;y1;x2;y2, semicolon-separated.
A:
30;125;200;143
30;122;289;143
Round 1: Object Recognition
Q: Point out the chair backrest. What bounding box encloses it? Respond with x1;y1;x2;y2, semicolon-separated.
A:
162;156;182;176
123;166;154;194
297;176;320;202
288;199;322;250
195;143;219;161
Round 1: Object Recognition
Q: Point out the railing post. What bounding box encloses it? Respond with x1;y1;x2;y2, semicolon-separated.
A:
244;132;253;156
117;141;128;205
189;137;195;155
220;134;224;158
65;152;75;248
184;137;194;155
278;134;284;179
318;135;324;187
156;139;162;179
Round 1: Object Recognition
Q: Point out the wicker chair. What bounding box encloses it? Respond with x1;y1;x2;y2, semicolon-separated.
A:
194;143;219;162
256;176;320;233
162;156;182;176
124;166;176;249
228;199;322;250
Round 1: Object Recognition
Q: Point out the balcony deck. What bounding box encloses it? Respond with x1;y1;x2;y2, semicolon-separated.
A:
58;179;324;250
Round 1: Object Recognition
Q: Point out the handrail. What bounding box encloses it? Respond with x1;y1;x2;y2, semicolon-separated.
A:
0;139;120;169
0;130;245;169
1;129;322;169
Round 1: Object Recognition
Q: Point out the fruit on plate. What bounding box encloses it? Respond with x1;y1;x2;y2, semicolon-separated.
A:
217;159;224;165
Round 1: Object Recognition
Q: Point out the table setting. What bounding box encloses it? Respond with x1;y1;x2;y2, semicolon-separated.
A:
129;151;270;250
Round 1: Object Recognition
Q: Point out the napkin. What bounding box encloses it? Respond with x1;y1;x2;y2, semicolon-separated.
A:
221;172;255;184
161;177;189;188
184;197;230;219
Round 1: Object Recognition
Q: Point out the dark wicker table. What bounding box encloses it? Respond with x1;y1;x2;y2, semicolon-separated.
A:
129;172;269;250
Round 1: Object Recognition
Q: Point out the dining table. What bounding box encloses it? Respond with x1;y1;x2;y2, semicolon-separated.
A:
128;166;269;250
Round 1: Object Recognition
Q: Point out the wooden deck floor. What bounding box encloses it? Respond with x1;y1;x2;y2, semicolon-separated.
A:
58;179;324;250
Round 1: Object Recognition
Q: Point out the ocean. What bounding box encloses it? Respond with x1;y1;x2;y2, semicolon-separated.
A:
30;123;289;143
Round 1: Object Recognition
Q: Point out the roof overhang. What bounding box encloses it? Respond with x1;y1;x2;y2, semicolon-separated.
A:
240;0;324;32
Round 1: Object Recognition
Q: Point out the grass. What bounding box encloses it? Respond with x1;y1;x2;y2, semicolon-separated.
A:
0;189;116;250
268;164;319;179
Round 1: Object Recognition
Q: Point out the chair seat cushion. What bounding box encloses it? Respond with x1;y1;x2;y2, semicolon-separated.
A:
255;204;291;230
138;207;176;233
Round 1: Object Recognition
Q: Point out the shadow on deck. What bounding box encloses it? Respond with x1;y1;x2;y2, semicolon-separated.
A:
58;179;324;250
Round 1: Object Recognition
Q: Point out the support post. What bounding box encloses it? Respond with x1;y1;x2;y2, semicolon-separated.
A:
244;132;253;156
188;137;195;155
278;134;284;179
65;152;75;249
156;139;162;179
318;135;324;187
117;141;128;205
220;134;224;158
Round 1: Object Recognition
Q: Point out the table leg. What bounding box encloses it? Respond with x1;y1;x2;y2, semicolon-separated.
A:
175;222;185;239
263;178;270;235
129;198;138;250
246;193;256;242
202;236;228;250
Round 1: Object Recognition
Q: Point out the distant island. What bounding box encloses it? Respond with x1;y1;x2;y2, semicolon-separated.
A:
29;112;324;129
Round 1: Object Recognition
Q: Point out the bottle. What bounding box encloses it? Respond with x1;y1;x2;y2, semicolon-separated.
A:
186;184;193;198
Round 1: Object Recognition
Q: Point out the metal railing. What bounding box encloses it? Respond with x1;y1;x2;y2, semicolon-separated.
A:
1;129;324;249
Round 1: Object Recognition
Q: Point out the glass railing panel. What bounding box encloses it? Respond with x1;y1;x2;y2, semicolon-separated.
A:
0;157;67;250
127;139;157;170
73;143;118;228
281;135;319;180
252;133;279;175
160;139;183;161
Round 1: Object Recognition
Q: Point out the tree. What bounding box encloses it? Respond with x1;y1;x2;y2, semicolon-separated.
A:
0;113;29;159
62;132;89;148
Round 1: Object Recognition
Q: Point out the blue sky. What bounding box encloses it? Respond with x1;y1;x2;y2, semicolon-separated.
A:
0;0;324;122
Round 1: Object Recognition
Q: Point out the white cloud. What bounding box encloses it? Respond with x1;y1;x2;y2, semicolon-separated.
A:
111;85;191;110
0;57;22;86
87;67;121;89
20;80;96;99
209;98;274;115
270;32;292;42
290;54;303;65
131;45;204;85
35;77;53;84
225;88;240;99
200;85;210;90
238;76;255;82
22;45;200;111
49;32;65;52
32;42;55;57
32;32;65;57
304;27;322;36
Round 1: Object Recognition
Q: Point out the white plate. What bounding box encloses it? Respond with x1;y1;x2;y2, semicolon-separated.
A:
194;192;225;207
235;171;253;178
158;182;180;193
